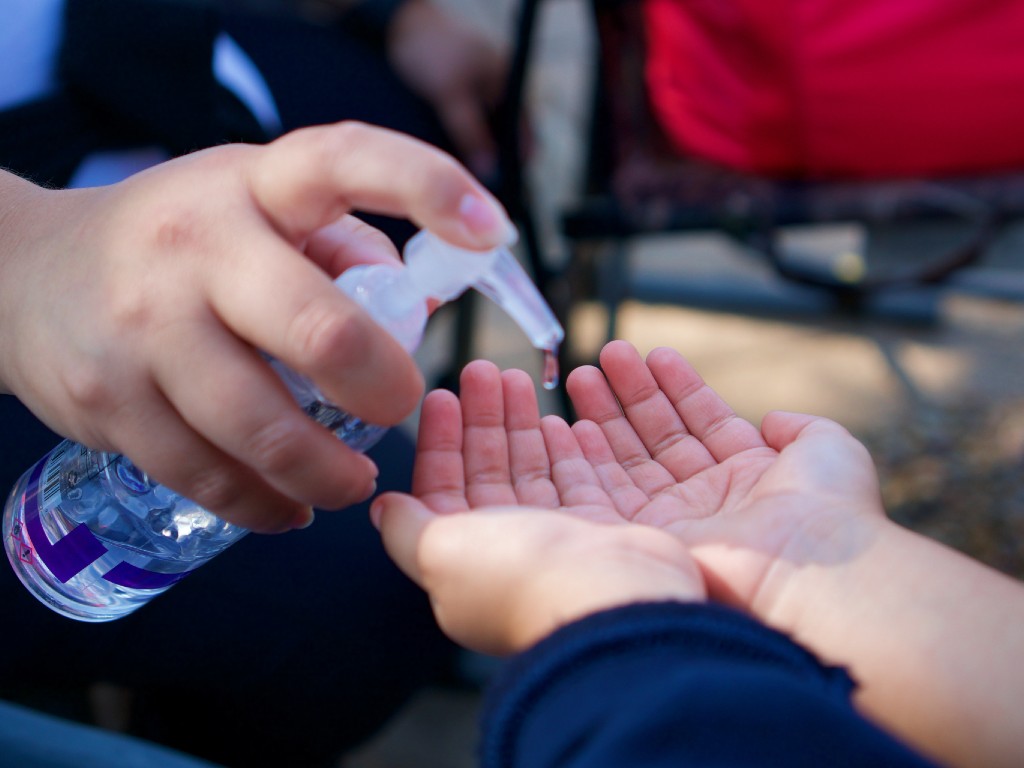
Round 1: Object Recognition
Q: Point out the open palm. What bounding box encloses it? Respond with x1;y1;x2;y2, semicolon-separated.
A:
411;341;885;616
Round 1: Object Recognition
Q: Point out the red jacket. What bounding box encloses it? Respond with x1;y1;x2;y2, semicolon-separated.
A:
644;0;1024;178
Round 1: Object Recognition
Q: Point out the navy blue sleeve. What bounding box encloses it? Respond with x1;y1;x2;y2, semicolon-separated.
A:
480;602;940;768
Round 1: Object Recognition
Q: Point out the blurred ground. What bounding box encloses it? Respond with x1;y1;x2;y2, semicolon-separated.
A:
222;0;1024;765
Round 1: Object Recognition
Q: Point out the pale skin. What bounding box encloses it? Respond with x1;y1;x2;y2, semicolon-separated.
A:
386;0;506;180
0;120;513;534
300;0;507;179
375;340;1024;768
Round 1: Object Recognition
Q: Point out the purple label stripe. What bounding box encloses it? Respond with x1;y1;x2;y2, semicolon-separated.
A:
24;460;107;583
103;561;191;590
23;458;195;589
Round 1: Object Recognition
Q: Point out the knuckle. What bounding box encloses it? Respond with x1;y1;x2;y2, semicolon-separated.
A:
181;465;240;515
124;188;204;259
149;209;200;253
330;120;373;147
62;360;117;412
288;300;373;372
107;289;156;334
291;121;371;168
243;416;307;476
419;155;466;208
327;120;382;152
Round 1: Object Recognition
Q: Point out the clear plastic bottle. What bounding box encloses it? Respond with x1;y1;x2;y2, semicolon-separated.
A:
2;230;564;622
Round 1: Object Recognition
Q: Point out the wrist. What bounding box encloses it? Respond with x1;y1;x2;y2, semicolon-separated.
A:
755;514;1024;767
0;172;54;395
511;539;706;654
750;508;892;641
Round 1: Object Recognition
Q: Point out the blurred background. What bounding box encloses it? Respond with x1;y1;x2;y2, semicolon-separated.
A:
5;0;1024;765
347;0;1024;765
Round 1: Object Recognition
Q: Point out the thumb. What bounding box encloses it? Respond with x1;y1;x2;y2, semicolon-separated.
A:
760;411;823;452
248;122;513;249
371;492;436;586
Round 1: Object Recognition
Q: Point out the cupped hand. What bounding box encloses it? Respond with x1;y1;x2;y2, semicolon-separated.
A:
564;340;888;623
391;341;887;632
373;358;702;654
0;121;512;532
373;496;703;656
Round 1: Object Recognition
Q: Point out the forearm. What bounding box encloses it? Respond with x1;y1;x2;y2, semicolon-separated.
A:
0;168;43;252
0;170;52;395
770;516;1024;767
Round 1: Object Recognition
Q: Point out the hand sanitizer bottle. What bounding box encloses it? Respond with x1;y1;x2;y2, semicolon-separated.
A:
2;230;564;622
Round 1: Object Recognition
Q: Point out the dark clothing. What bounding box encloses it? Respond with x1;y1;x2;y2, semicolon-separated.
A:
0;0;449;195
220;6;449;244
0;0;269;188
0;405;455;767
0;699;219;768
481;602;939;768
0;4;456;767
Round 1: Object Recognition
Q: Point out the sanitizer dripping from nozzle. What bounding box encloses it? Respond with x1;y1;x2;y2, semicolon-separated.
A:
338;228;565;390
276;227;565;454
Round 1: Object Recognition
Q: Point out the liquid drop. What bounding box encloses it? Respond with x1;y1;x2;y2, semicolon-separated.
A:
541;347;560;390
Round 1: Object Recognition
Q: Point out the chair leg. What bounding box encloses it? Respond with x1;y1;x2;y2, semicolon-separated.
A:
546;238;630;419
434;292;478;394
596;239;630;343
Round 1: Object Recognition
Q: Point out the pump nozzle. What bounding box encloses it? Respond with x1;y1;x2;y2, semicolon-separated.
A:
404;230;565;388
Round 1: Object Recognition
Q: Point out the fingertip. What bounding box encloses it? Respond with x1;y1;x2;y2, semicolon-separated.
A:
457;192;517;248
540;412;569;429
600;339;641;365
565;364;600;388
500;367;533;387
565;364;606;404
358;477;378;504
760;410;819;449
292;506;316;530
460;358;503;390
372;491;429;530
645;345;685;366
418;387;463;433
305;216;401;276
422;387;458;412
369;494;387;530
372;493;435;584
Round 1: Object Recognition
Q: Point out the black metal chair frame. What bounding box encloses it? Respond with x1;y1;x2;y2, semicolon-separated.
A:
452;0;1024;413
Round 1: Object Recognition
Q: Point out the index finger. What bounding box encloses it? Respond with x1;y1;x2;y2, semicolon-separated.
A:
596;340;718;483
412;388;470;514
248;121;514;249
213;122;516;425
644;346;766;461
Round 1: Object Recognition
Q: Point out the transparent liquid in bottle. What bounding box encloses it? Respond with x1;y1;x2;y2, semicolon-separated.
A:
3;441;245;621
2;378;387;622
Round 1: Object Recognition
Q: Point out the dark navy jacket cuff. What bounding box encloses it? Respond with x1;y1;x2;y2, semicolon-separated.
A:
480;601;935;768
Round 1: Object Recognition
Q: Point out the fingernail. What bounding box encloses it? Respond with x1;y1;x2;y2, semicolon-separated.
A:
458;193;517;246
369;498;384;530
362;455;380;480
293;507;316;530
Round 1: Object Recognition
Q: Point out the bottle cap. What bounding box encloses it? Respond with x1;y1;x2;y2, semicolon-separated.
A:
404;230;564;353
